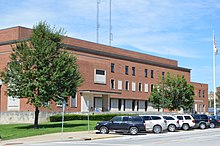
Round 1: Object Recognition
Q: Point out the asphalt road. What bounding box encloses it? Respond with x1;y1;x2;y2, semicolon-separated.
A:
22;128;220;146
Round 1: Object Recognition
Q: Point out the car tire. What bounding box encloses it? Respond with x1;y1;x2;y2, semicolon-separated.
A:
182;123;189;130
129;127;138;135
99;126;109;134
199;123;206;129
168;124;176;132
153;125;162;134
210;122;216;128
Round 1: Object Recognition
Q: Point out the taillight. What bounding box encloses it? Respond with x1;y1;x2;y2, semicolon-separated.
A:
164;120;167;124
177;120;179;124
192;120;195;123
217;120;220;122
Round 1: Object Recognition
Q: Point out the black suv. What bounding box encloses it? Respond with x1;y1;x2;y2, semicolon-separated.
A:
95;116;146;135
191;114;210;129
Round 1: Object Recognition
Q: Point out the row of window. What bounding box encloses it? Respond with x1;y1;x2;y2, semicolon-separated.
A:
110;79;154;92
111;63;160;78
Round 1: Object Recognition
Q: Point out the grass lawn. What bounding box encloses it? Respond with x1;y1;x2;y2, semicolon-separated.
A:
0;120;98;140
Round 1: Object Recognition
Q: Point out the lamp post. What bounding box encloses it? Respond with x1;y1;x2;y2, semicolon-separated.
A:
162;72;165;113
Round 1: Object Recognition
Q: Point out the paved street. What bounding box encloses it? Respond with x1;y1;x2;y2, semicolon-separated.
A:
21;128;220;146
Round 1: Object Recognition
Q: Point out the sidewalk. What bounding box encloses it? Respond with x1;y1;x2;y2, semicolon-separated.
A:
1;131;122;146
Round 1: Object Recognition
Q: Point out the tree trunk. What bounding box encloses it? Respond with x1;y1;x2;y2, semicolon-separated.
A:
34;106;39;129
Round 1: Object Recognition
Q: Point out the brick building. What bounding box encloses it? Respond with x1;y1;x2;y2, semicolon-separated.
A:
0;26;208;113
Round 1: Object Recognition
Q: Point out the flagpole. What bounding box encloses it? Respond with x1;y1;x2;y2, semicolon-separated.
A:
213;30;217;116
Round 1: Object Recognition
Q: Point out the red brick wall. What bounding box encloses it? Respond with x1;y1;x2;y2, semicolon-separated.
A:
191;82;208;112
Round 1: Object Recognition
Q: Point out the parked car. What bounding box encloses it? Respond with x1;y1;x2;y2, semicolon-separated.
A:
163;115;180;132
191;114;210;129
139;115;167;134
173;114;195;130
208;116;220;128
95;116;146;135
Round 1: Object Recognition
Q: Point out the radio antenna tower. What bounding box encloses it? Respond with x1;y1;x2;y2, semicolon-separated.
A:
109;0;113;46
96;0;101;43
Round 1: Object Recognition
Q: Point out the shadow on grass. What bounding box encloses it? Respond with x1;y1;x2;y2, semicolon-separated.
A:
16;123;87;129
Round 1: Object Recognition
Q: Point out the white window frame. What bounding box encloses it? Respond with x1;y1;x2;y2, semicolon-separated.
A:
132;82;136;92
144;83;149;93
94;69;106;84
118;80;122;90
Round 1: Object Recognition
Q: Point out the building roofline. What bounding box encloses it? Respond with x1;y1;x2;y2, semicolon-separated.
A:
0;39;191;72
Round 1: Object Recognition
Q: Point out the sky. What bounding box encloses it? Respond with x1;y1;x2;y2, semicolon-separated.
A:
0;0;220;92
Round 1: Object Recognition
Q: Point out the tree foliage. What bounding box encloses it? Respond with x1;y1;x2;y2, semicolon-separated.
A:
149;73;194;112
0;21;83;128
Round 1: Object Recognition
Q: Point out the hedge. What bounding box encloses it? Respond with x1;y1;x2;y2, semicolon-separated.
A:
50;113;137;122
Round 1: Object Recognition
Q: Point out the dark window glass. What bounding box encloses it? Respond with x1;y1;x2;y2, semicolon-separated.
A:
201;115;208;119
151;70;154;78
122;117;129;121
133;116;143;122
138;83;142;92
111;116;122;122
184;116;192;120
145;69;148;77
111;63;115;73
125;81;129;90
162;72;165;80
163;116;174;120
141;116;151;121
202;90;205;97
177;116;183;120
151;116;162;120
110;79;115;89
132;67;135;76
125;66;129;75
96;70;105;75
151;84;154;92
199;90;201;97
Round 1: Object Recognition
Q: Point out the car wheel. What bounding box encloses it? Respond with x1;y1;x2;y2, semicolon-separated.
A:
129;127;138;135
99;126;109;134
153;125;162;134
210;123;216;128
182;124;189;130
168;124;176;132
199;123;206;129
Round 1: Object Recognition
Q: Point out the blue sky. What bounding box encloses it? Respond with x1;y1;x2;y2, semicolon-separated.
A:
1;0;220;92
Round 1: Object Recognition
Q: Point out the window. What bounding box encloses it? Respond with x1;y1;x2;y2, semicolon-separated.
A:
163;116;174;120
125;81;129;91
138;83;142;92
145;69;148;77
162;71;165;80
132;82;136;91
94;69;106;84
118;80;122;90
151;70;154;78
184;116;192;120
132;67;135;76
125;66;129;75
71;94;77;107
144;83;148;92
150;84;154;92
141;116;151;121
202;90;205;97
177;116;183;120
151;116;162;120
111;63;115;73
110;79;115;89
198;90;201;97
111;116;122;122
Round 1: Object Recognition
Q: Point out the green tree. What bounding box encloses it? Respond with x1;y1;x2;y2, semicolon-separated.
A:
0;21;83;128
149;73;194;112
